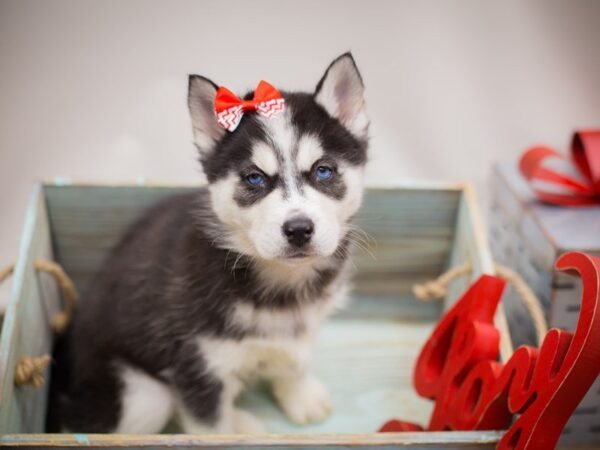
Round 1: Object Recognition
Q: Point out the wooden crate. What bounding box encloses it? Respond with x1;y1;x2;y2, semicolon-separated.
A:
490;163;600;445
0;181;507;448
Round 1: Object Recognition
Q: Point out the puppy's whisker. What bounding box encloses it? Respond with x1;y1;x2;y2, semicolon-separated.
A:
334;246;356;270
348;229;377;252
346;223;377;246
346;235;377;261
349;236;373;253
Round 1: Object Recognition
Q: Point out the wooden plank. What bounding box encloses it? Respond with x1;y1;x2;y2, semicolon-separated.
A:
0;184;57;432
237;319;436;434
494;163;600;253
44;185;193;293
445;185;513;360
350;188;459;321
445;184;493;304
340;293;442;322
446;185;494;284
0;431;502;448
48;431;600;449
45;185;461;303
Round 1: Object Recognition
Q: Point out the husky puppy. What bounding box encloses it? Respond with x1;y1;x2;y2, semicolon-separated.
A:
59;52;369;434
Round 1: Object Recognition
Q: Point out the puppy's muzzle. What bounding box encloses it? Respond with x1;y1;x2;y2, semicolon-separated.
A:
282;217;314;248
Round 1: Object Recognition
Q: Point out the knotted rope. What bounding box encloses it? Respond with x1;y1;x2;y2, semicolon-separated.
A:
14;355;51;388
413;262;472;301
0;259;78;388
413;262;548;345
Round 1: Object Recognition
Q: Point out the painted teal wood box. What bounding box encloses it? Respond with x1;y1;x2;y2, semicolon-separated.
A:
0;181;507;449
490;163;600;445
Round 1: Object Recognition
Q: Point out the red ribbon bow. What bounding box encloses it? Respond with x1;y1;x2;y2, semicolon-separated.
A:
519;130;600;206
214;80;285;132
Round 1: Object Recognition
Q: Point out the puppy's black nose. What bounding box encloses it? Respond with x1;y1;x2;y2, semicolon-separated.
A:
282;217;314;247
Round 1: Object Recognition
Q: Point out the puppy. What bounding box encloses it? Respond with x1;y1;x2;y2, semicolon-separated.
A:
59;52;369;434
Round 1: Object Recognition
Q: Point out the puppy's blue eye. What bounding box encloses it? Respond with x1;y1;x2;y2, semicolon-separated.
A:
315;166;333;181
246;172;265;186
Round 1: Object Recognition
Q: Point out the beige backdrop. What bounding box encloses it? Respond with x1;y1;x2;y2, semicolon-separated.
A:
1;0;600;269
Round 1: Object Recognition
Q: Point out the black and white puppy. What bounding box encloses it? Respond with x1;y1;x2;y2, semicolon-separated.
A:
60;52;369;434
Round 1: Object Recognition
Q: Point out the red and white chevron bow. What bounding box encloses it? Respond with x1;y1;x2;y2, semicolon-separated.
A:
214;80;285;132
519;130;600;206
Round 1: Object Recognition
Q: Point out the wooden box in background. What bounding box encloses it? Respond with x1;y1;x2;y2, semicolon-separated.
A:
490;163;600;445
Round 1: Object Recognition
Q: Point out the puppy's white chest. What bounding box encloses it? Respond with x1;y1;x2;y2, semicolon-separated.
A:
230;280;349;338
199;336;311;382
200;280;349;382
231;302;322;337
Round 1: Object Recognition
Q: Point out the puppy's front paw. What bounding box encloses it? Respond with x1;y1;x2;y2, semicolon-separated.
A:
273;375;332;425
233;408;265;434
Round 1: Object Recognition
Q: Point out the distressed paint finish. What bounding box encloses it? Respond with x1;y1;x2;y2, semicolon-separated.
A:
0;431;503;449
0;184;60;433
43;184;463;303
1;181;499;448
3;434;597;449
44;185;193;293
445;184;514;360
490;163;600;444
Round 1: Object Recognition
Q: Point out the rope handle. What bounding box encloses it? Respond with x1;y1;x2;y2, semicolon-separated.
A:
0;259;78;389
33;259;78;334
14;355;51;388
413;262;548;345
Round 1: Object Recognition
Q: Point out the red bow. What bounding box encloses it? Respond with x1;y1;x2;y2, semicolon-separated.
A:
520;130;600;206
214;80;285;132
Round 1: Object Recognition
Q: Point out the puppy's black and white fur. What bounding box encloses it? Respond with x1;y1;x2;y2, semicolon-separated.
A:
59;53;369;434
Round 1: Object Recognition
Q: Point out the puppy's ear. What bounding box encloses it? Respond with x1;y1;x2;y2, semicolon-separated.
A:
188;75;226;155
315;52;369;140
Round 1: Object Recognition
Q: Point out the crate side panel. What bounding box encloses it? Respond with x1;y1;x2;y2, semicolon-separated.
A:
446;187;513;360
445;186;494;307
0;186;55;433
44;185;196;293
45;186;461;302
353;188;461;298
16;190;56;432
0;431;502;448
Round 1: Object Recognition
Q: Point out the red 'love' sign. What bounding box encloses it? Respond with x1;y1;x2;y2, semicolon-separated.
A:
380;251;600;450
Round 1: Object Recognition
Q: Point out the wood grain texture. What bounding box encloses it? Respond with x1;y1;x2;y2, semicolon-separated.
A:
237;319;435;434
0;184;59;433
44;185;462;306
0;431;502;448
446;184;494;304
44;185;193;293
490;164;600;444
444;184;513;360
494;163;600;253
2;182;501;447
2;433;593;449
